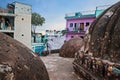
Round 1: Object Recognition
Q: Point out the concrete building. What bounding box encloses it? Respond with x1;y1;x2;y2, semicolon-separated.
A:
65;11;96;41
0;2;32;49
65;5;110;41
45;30;63;37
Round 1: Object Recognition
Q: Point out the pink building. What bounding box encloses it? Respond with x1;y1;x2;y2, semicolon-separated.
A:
65;4;111;41
65;11;96;41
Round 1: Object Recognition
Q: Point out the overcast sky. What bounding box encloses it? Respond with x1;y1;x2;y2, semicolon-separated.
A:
0;0;120;31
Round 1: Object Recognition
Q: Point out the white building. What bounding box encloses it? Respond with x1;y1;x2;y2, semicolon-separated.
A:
0;2;32;49
45;30;63;37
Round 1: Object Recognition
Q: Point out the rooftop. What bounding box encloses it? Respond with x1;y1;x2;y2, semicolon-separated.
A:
12;1;32;7
65;10;96;19
65;5;111;19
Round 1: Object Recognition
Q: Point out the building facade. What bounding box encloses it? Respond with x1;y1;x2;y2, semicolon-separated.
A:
65;5;109;41
65;11;96;41
0;2;32;49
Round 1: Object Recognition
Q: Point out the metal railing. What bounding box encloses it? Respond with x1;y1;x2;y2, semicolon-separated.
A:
0;8;14;14
96;5;111;10
65;5;111;18
66;30;85;34
0;26;14;31
65;10;95;17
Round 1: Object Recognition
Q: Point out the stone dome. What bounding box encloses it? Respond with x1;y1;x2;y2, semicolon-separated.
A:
86;1;120;63
59;37;84;58
0;33;49;80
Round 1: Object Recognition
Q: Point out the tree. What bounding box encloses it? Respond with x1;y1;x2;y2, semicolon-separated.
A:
32;12;45;42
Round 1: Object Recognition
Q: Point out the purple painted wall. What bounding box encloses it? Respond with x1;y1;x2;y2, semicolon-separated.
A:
65;17;95;41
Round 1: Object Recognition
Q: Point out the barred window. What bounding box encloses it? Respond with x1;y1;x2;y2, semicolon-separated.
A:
70;23;73;27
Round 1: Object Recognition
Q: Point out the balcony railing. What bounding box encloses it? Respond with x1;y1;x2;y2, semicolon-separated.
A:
96;5;111;10
65;10;95;17
66;30;85;34
0;8;15;17
0;8;14;14
0;26;14;31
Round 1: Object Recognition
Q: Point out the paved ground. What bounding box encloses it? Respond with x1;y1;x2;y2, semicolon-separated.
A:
41;54;81;80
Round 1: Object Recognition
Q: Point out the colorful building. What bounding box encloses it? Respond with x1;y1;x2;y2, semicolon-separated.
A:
31;30;46;55
0;2;32;49
45;30;63;37
65;5;110;41
65;11;95;41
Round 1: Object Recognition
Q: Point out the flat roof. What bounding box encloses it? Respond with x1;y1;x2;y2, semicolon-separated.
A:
65;14;95;19
12;1;32;7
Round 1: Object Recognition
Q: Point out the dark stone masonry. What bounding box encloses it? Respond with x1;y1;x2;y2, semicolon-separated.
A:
0;33;49;80
59;37;84;58
73;1;120;80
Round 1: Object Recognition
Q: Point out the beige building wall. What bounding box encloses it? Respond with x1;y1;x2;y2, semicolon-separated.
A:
14;2;32;49
0;2;32;49
14;14;31;49
14;2;31;14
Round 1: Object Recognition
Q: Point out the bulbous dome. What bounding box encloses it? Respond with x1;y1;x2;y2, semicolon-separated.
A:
60;37;84;58
87;1;120;63
0;33;49;80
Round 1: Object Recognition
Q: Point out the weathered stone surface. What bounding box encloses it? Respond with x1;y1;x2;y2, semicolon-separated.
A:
0;33;49;80
88;1;120;63
59;37;84;58
73;1;120;80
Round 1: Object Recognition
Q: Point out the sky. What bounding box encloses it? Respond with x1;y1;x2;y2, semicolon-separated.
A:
0;0;120;31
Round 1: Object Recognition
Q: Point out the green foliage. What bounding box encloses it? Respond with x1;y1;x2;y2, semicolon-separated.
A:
32;12;45;26
32;12;45;42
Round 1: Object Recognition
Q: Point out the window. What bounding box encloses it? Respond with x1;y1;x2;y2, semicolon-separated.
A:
80;23;84;27
27;9;29;11
71;36;74;38
22;18;24;20
22;34;24;36
70;23;73;27
80;23;84;31
80;36;84;39
86;22;90;26
74;23;77;27
74;23;77;31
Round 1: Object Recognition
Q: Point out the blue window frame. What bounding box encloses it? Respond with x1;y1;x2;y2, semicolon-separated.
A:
70;23;73;27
